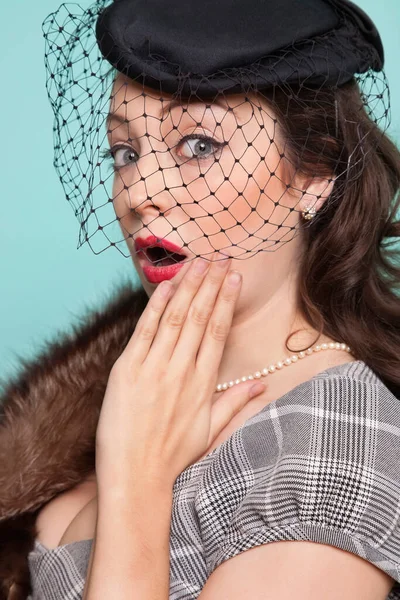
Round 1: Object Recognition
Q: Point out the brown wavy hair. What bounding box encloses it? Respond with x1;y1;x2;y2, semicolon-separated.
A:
264;79;400;395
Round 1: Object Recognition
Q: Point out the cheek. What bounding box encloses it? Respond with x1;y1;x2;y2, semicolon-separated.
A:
111;173;131;227
111;170;124;199
189;143;300;255
249;155;300;247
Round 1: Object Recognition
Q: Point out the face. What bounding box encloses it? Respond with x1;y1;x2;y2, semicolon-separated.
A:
106;73;332;315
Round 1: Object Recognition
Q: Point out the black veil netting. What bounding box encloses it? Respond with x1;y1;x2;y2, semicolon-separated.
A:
42;0;391;265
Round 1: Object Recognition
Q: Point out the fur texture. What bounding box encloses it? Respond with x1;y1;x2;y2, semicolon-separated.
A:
0;281;148;599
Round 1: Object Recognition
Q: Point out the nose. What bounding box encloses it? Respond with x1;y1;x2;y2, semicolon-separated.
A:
120;139;179;221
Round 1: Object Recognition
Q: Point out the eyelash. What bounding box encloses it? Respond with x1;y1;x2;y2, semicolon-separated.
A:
100;133;227;171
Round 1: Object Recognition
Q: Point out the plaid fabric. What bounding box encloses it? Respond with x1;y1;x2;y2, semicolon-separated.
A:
28;361;400;599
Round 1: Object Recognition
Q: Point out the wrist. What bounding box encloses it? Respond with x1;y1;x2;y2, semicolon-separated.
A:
97;476;174;505
95;479;173;559
83;478;172;600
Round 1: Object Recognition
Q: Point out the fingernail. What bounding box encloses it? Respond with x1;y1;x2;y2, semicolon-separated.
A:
212;251;228;267
249;383;266;398
194;258;209;274
228;270;242;286
217;255;231;268
159;280;173;298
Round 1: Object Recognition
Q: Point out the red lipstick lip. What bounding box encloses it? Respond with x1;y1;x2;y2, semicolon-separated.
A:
134;235;189;284
137;252;186;284
134;235;186;255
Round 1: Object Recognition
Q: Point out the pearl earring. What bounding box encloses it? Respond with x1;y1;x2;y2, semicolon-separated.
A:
302;205;317;220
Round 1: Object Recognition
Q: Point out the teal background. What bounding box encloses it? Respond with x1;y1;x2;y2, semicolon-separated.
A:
1;1;399;383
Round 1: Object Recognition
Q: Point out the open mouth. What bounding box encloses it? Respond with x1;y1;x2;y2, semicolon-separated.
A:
143;246;187;267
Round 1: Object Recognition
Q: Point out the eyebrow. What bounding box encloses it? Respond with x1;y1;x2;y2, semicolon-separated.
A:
107;97;239;128
106;112;129;128
161;97;238;118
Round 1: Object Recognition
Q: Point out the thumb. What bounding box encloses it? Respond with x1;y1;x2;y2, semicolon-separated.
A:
208;381;266;447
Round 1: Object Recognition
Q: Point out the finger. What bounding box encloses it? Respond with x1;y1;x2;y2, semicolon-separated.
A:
146;253;231;363
121;279;175;365
170;255;235;367
195;268;242;374
207;381;266;447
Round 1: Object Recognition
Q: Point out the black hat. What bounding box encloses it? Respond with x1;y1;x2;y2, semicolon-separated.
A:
95;0;384;96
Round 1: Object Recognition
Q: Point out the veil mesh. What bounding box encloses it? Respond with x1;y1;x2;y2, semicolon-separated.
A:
42;0;391;272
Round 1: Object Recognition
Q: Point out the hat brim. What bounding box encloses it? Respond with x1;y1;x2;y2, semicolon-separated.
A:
95;0;384;97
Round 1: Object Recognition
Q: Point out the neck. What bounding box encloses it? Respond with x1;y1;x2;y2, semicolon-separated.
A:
216;270;351;394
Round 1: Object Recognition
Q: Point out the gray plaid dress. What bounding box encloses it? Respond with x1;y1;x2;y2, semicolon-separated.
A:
28;360;400;599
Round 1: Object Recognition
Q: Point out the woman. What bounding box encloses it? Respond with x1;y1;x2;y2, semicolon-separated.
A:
1;0;400;598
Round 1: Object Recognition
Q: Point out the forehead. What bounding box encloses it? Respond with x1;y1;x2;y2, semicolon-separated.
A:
108;73;257;123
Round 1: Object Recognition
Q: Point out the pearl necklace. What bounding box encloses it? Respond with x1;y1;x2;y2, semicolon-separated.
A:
215;342;352;393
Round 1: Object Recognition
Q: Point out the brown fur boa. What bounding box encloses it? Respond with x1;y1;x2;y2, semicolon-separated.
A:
0;281;149;599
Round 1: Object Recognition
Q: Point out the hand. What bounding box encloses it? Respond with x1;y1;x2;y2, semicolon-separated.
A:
95;254;266;492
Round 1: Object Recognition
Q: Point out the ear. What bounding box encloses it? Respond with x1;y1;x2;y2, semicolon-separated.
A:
298;175;336;215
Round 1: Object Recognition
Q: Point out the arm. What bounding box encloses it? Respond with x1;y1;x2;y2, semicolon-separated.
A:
81;484;172;600
58;488;394;600
78;257;264;597
199;540;394;600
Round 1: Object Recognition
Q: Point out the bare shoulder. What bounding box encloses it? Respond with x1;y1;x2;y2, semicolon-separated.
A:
35;472;98;549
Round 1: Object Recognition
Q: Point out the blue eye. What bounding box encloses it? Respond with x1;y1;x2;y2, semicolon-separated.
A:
100;146;138;170
178;134;223;160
